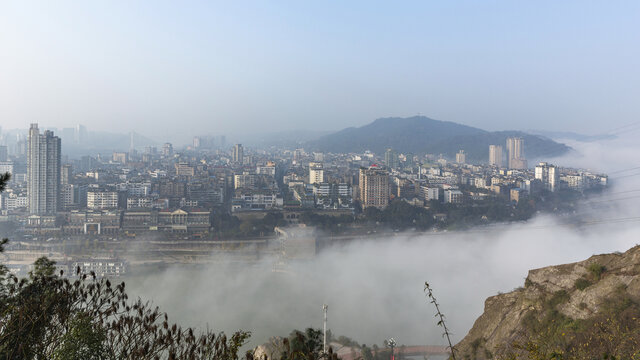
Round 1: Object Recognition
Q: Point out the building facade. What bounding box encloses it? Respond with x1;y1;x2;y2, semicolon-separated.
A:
359;166;389;209
87;191;119;209
506;137;528;170
27;124;61;214
309;162;324;184
489;145;503;168
535;162;558;192
233;144;244;164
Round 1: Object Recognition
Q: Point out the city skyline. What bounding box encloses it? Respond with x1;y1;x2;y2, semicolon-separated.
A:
3;2;640;357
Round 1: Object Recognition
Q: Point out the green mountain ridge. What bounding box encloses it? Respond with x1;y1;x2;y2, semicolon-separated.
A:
307;116;570;162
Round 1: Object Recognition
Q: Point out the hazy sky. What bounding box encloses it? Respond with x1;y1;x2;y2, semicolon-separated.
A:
1;1;638;140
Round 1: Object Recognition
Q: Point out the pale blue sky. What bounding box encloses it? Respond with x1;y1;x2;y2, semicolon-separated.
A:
1;1;638;140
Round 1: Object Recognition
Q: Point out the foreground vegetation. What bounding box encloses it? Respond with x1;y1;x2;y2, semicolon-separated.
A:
0;239;251;359
0;173;249;359
498;286;640;359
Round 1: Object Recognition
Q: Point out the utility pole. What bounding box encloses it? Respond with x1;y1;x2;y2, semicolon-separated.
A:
323;304;328;355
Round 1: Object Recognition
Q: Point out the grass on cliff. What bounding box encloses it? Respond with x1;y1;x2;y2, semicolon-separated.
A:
574;262;606;291
496;285;640;360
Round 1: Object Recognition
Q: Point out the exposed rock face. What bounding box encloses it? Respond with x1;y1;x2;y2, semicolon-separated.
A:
455;245;640;359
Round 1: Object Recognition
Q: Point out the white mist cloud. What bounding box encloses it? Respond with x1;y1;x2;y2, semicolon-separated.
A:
127;135;640;348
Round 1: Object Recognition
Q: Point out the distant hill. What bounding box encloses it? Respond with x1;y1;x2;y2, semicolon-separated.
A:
306;116;569;162
239;129;334;148
527;129;617;142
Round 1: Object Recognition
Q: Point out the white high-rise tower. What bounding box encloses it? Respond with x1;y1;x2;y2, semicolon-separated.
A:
506;137;527;169
309;162;324;184
233;144;244;164
28;124;61;214
489;145;503;168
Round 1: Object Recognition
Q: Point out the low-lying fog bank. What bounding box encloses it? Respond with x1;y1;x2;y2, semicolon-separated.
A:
127;135;640;348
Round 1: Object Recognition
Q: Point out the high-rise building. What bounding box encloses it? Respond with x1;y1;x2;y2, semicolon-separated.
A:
233;144;244;164
28;124;61;214
75;124;88;144
309;162;324;184
359;165;389;209
456;150;466;164
384;148;399;169
489;145;503;168
61;164;73;185
162;143;173;157
60;183;76;210
506;137;527;169
16;136;27;157
0;145;7;162
535;162;558;192
404;153;415;169
129;132;136;155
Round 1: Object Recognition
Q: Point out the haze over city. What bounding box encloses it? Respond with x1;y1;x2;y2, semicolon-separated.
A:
1;1;639;141
1;2;640;360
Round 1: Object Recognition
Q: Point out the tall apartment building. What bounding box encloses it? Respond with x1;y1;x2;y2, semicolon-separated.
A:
27;124;61;215
384;148;399;169
233;144;244;164
535;162;558;192
359;166;389;209
456;150;466;164
61;164;72;185
489;145;503;168
506;137;527;169
60;184;76;210
309;162;324;184
162;143;173;157
75;124;88;144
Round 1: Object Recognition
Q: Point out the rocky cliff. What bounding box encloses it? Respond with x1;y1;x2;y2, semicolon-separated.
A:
455;245;640;359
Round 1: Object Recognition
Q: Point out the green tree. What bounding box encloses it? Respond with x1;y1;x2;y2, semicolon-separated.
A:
361;345;373;360
274;328;337;360
0;172;251;359
52;312;108;360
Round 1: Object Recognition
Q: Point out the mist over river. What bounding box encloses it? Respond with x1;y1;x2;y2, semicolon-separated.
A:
127;136;640;348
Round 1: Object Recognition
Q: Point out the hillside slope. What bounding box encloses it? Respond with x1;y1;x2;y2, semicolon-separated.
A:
455;246;640;359
306;116;569;162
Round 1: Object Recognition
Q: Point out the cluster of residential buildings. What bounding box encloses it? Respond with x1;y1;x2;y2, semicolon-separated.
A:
0;126;609;242
355;136;606;210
